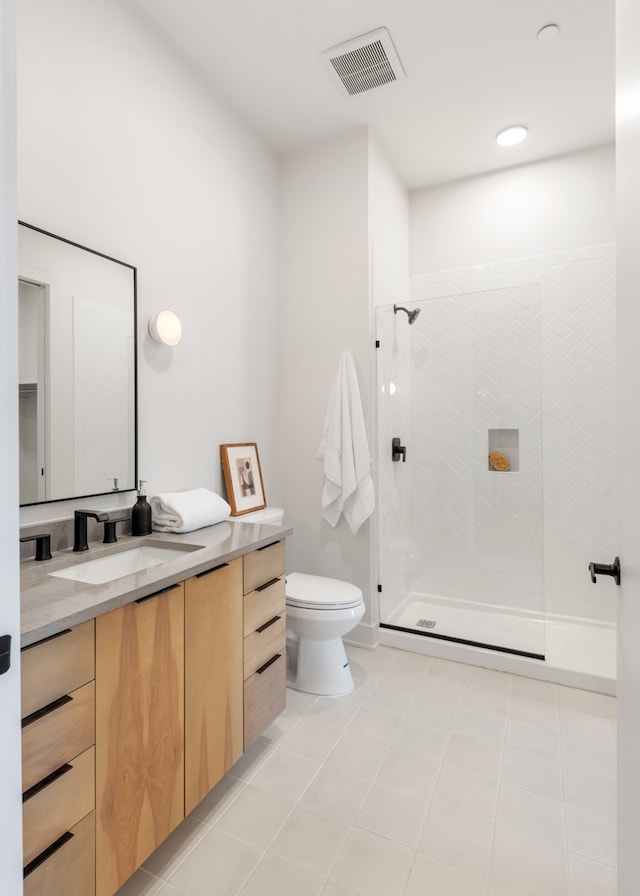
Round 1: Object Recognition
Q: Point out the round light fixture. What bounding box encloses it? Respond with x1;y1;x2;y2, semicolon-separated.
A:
148;310;183;346
496;125;528;147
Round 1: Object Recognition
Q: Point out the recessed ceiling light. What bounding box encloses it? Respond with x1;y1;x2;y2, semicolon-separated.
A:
496;125;528;147
537;23;560;42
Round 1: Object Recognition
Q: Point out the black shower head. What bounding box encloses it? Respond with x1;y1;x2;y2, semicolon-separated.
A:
393;304;421;325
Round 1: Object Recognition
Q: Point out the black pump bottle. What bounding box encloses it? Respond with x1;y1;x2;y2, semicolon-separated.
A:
131;480;152;536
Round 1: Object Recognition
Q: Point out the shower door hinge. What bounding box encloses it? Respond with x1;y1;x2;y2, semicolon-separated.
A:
375;339;380;348
377;584;382;592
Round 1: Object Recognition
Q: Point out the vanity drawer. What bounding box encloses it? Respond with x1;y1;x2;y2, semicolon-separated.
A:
243;576;286;636
24;810;95;896
244;652;286;748
23;746;95;866
243;541;285;595
22;680;95;793
243;614;286;680
21;620;95;719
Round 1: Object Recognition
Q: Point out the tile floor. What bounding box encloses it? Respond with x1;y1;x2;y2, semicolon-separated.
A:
115;645;617;896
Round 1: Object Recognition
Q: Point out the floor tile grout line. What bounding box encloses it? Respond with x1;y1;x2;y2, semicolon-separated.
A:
555;679;571;888
124;645;616;896
157;694;323;894
245;678;398;894
276;658;432;893
142;809;228;886
398;666;469;896
305;684;402;892
484;668;513;891
211;701;344;896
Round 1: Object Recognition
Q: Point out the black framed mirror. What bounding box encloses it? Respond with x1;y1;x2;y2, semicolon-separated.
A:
18;222;137;505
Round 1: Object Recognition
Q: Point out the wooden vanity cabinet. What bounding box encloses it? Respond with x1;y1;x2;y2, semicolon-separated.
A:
21;537;288;896
242;540;287;748
184;558;243;815
95;583;185;896
20;620;96;896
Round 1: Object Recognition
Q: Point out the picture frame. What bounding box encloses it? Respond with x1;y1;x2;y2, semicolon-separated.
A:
220;442;266;516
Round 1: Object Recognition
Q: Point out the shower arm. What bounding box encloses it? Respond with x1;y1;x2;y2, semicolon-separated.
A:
393;304;420;324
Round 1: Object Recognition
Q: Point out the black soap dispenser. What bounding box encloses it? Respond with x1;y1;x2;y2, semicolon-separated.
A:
131;480;152;536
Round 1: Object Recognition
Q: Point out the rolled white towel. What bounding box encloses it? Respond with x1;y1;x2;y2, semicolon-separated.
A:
150;488;231;533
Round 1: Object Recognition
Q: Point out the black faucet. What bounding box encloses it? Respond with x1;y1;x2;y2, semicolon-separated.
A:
73;510;109;552
102;515;129;544
20;533;52;561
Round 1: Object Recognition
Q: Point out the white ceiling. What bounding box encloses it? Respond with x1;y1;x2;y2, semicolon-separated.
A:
124;0;615;190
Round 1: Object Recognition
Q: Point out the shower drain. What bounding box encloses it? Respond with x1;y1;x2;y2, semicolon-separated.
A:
416;619;437;629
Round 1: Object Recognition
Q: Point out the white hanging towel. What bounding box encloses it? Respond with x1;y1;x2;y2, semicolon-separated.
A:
316;351;375;534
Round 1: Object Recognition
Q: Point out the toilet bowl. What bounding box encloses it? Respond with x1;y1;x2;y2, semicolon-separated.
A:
236;507;365;696
285;572;364;696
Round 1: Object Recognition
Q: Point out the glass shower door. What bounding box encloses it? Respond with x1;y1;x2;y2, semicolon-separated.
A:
376;286;545;658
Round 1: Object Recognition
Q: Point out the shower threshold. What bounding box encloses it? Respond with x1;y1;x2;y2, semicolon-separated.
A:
383;593;545;660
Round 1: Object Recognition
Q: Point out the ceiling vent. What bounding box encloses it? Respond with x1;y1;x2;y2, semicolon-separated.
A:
322;27;405;97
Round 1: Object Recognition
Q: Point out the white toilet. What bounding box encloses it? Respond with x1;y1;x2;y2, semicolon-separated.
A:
237;507;365;696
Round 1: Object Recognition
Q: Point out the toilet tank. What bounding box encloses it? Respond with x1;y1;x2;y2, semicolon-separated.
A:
234;507;284;525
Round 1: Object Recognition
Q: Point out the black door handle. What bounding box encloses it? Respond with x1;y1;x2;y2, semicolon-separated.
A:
589;557;621;586
392;437;406;462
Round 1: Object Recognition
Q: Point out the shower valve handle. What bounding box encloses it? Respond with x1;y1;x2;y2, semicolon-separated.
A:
589;557;621;586
392;437;406;462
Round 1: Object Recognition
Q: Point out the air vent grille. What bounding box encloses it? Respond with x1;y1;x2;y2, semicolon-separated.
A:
323;27;405;97
329;40;395;96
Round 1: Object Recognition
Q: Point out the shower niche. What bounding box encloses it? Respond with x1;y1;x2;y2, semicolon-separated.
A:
488;429;519;472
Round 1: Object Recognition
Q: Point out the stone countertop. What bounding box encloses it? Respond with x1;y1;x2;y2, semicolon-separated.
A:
20;520;292;648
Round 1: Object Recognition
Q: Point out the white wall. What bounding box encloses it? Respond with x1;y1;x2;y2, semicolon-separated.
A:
279;129;373;626
17;0;282;522
615;0;640;887
278;130;409;644
410;144;615;274
369;136;410;308
0;0;25;888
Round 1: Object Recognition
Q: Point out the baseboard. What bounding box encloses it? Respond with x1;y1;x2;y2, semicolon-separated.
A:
344;621;380;650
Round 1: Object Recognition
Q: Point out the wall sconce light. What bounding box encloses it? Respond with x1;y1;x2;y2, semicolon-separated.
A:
148;310;183;346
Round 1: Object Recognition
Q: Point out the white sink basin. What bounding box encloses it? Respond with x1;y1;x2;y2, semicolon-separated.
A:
49;543;202;585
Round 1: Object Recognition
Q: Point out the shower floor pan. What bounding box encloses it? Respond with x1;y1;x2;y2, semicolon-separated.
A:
384;593;545;659
382;592;616;694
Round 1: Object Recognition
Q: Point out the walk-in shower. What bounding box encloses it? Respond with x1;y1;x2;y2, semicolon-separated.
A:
375;252;617;694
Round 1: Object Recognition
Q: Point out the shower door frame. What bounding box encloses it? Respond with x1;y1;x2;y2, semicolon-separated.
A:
375;286;546;660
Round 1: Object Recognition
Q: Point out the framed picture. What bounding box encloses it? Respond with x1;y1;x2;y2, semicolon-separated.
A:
220;442;266;516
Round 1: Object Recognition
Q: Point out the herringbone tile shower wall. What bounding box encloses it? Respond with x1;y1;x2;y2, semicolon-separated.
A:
377;246;616;626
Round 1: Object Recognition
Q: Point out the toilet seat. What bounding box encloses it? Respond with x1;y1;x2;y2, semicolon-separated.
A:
285;572;363;611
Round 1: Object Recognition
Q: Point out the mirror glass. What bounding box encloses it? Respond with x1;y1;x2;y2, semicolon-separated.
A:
18;222;137;505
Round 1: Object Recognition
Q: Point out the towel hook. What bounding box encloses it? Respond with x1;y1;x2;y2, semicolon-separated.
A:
392;438;406;462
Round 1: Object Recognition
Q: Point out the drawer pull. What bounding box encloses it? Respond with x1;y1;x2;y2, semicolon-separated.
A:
196;562;229;578
24;831;74;878
255;615;281;634
135;583;180;604
21;628;72;653
22;694;72;729
257;541;279;552
23;763;72;803
255;576;281;593
256;653;281;675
